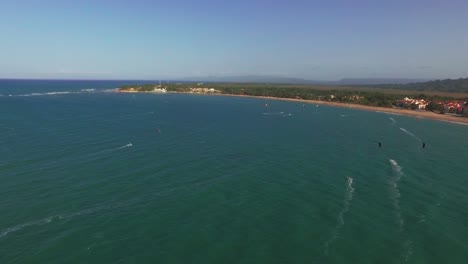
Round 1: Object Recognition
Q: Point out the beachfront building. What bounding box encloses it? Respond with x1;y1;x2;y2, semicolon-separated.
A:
395;97;428;110
189;87;220;93
445;101;465;114
153;87;167;93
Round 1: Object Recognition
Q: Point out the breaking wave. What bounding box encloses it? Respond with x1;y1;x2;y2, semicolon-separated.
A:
18;91;75;96
6;89;100;97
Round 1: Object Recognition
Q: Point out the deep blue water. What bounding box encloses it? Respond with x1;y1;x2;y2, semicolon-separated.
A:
1;80;467;263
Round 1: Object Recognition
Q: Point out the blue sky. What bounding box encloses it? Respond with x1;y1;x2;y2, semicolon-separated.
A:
1;0;467;80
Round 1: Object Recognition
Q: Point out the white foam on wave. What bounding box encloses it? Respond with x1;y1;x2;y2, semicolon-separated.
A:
7;89;101;97
399;128;422;142
17;91;75;97
389;159;402;177
389;159;403;206
389;117;396;124
324;176;355;255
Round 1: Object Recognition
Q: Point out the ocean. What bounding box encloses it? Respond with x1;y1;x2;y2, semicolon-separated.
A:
1;79;467;263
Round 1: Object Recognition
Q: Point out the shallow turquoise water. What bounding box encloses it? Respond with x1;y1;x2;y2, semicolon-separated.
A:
1;80;467;263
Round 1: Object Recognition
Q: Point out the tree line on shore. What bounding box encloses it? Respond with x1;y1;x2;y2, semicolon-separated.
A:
119;82;468;116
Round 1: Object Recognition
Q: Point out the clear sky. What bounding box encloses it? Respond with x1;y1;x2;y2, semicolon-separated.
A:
1;0;467;80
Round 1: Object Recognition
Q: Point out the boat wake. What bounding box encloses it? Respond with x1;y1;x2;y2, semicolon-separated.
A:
91;142;133;154
389;159;404;228
0;204;114;240
262;112;292;117
98;143;133;153
324;176;355;255
402;240;414;263
115;143;133;150
399;128;421;142
389;159;414;262
37;142;134;170
262;112;284;116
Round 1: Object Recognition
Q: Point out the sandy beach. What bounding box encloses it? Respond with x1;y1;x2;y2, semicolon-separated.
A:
232;94;468;125
210;93;468;125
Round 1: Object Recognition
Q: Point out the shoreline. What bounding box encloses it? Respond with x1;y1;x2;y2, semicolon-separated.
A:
117;90;468;125
224;94;468;124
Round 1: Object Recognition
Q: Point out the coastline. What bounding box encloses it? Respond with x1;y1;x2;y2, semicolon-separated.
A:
117;90;468;125
239;94;468;125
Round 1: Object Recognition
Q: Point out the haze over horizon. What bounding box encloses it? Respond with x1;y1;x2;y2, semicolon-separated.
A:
1;0;467;80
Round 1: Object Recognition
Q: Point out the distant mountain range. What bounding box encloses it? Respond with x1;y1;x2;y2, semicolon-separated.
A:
181;75;468;93
181;75;311;84
372;78;468;93
182;75;431;85
333;78;432;85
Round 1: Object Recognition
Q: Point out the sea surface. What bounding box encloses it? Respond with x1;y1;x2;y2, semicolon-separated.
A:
1;79;467;263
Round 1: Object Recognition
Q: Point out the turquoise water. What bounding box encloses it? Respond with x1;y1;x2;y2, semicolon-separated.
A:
1;80;468;263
